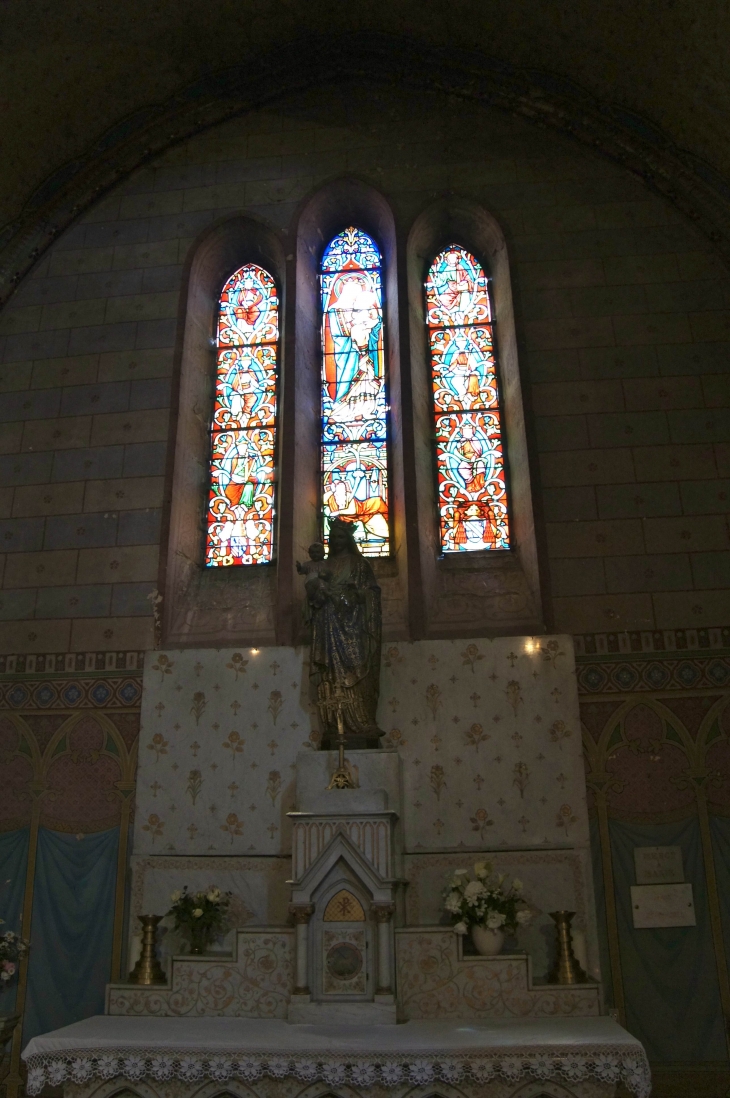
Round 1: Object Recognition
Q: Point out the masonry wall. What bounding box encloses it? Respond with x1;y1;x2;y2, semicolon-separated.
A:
0;83;728;651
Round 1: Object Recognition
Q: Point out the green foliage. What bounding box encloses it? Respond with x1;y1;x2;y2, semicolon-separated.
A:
167;886;232;935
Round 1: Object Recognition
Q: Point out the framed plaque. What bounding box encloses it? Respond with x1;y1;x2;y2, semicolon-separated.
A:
634;846;684;885
630;883;696;928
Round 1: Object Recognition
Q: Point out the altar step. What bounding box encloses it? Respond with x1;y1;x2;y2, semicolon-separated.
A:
107;925;600;1020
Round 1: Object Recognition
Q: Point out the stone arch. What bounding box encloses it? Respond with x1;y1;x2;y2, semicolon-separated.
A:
162;214;287;647
323;888;366;922
406;196;545;638
508;1082;591;1097
2;32;729;317
284;175;408;643
187;1082;263;1098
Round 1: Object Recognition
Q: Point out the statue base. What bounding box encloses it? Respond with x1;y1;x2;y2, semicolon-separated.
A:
321;733;383;751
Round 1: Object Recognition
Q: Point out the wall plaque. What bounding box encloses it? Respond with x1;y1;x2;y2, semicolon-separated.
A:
630;883;696;928
634;845;684;885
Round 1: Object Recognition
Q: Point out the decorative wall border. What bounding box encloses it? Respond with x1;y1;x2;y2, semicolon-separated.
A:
574;627;730;659
574;628;730;693
0;651;145;676
577;656;730;694
1;31;730;309
0;676;142;710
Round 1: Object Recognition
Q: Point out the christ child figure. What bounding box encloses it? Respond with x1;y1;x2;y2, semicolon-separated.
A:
297;542;333;612
297;541;329;577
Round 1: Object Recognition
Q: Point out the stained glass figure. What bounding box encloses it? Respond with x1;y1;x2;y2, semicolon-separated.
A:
320;228;390;556
206;264;278;566
425;246;510;553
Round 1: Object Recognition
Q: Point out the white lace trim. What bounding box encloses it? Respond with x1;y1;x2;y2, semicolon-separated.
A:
24;1044;651;1098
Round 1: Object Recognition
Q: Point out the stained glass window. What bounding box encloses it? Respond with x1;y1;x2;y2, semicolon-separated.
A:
319;227;390;556
205;263;279;566
425;245;510;553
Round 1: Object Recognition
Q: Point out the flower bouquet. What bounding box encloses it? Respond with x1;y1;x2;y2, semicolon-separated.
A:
443;861;531;955
0;920;29;989
167;886;231;955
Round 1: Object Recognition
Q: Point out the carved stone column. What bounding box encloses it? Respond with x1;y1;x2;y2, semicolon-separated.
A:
289;904;315;994
371;903;395;994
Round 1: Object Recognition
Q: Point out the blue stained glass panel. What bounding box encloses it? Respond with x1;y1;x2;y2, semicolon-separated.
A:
320;228;390;556
206;263;279;566
321;226;381;272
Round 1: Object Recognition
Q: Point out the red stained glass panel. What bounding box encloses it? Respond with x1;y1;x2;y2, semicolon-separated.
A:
206;264;279;566
430;326;497;413
426;246;510;553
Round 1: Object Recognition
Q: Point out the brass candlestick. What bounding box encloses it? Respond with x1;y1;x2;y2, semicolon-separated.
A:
128;915;167;985
0;1014;20;1086
547;910;589;984
319;682;355;790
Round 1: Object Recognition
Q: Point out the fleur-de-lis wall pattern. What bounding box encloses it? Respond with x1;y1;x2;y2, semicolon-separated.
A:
135;637;588;855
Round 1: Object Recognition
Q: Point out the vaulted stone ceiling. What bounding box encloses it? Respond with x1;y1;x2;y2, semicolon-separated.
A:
1;0;727;247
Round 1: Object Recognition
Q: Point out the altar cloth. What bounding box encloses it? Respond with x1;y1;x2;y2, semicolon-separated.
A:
23;1015;650;1097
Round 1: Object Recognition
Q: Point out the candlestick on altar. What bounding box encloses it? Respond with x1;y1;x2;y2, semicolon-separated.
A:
128;915;167;985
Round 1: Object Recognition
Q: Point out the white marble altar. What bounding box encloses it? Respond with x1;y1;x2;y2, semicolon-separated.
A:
128;636;601;984
22;1015;651;1098
23;634;652;1098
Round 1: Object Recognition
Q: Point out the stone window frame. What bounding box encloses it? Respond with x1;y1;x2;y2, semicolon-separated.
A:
284;177;409;645
406;197;546;638
161;186;546;647
160;216;286;648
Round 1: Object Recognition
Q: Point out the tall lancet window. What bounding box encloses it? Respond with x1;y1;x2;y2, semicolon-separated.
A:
425;245;510;554
205;264;279;566
319;227;390;557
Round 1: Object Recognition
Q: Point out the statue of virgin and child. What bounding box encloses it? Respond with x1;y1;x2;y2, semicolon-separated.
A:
297;518;383;747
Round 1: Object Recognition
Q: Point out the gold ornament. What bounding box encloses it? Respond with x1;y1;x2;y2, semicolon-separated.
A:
319;682;356;790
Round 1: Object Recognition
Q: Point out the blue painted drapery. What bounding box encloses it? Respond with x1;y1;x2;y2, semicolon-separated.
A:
22;828;119;1043
594;816;727;1062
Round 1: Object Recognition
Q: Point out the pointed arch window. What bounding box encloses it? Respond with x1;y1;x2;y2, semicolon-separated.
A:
205;263;279;566
319;227;390;557
425;245;510;554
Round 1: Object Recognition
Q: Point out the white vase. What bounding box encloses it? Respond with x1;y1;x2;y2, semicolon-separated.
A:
471;926;505;956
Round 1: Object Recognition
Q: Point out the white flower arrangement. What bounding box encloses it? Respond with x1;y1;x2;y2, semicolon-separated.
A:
0;918;29;988
442;862;531;935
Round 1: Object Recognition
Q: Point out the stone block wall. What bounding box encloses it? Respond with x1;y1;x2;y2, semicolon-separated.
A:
0;84;727;650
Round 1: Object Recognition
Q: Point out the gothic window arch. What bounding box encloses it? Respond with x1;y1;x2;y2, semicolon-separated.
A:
206;263;279;567
406;198;545;636
319;227;390;557
425;245;510;554
162;217;286;648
